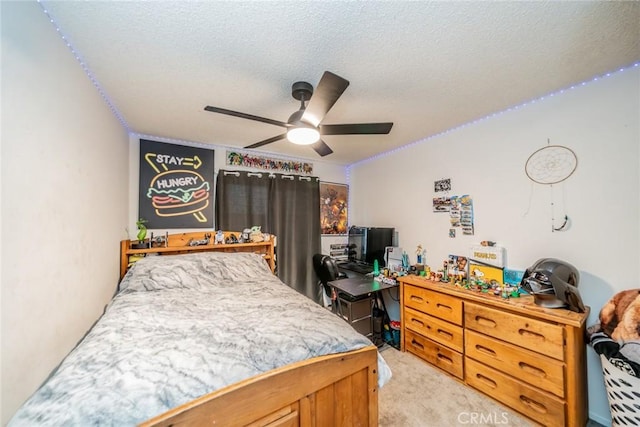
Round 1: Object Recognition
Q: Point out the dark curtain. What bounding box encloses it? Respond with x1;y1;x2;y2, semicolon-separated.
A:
270;174;321;300
215;170;321;300
215;171;270;232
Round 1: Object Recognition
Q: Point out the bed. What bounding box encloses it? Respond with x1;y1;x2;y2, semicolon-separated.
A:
9;232;391;426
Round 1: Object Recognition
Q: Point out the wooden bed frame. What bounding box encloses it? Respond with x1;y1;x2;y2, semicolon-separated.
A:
120;230;277;279
142;346;379;426
119;231;380;426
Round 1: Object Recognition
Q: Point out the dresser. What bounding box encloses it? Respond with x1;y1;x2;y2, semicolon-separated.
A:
398;275;589;427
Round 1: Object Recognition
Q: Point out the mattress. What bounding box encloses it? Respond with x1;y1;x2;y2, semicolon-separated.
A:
9;251;391;426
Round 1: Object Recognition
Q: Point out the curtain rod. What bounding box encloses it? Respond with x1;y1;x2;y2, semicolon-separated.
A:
278;175;313;181
222;170;317;182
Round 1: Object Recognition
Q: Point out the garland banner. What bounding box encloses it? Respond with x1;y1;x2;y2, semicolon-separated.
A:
226;151;313;174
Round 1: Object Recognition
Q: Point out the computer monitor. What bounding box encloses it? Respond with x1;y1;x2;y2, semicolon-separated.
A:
347;226;395;267
347;226;365;263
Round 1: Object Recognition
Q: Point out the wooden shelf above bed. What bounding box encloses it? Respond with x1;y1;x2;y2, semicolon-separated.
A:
120;231;276;280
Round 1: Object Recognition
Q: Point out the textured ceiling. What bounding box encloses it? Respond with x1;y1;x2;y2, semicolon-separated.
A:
41;1;639;165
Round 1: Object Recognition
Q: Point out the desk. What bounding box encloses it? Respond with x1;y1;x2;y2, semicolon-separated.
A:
336;261;374;277
329;277;399;344
330;277;398;298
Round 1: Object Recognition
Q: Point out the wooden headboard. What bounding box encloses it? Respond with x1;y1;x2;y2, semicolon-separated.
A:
119;231;276;280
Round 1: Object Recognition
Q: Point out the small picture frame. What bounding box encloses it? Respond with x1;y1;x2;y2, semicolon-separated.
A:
434;178;451;192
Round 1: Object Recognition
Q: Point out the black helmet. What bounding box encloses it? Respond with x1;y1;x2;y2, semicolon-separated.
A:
520;258;585;313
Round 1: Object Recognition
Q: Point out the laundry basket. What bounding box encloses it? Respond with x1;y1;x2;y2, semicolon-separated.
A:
601;354;640;426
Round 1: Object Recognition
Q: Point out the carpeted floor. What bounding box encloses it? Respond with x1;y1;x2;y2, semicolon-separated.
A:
377;346;604;427
377;346;531;426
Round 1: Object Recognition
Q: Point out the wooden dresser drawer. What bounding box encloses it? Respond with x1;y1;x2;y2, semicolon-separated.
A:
465;358;565;427
464;302;564;361
404;285;463;325
405;307;464;352
465;330;565;398
405;329;463;379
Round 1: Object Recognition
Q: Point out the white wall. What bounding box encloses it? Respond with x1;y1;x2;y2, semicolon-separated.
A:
348;67;640;425
1;2;129;423
126;135;348;251
2;2;634;425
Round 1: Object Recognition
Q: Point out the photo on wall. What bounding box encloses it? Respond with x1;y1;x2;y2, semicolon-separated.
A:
320;182;348;235
433;196;451;212
139;139;214;229
434;178;451;192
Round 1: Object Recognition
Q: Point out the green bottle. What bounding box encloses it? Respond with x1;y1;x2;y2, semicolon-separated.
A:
373;259;380;276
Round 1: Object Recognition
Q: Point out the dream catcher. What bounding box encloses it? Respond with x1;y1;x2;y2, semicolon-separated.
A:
525;141;578;232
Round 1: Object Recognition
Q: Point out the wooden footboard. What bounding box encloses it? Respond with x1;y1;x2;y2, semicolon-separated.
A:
140;345;379;427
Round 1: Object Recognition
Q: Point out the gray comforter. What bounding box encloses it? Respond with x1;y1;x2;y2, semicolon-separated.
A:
9;252;391;426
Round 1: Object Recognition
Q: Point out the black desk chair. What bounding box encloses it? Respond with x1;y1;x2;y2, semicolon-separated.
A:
312;254;345;305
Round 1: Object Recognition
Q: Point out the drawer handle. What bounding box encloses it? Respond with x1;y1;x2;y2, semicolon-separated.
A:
436;329;453;339
475;373;497;389
519;395;548;414
519;362;547;378
475;315;497;328
411;318;425;327
518;329;545;341
436;303;453;312
437;353;453;364
410;295;425;303
411;339;424;350
475;344;497;357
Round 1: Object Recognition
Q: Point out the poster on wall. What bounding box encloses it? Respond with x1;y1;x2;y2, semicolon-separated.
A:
433;196;451;212
320;182;348;235
436;194;474;236
139;139;214;229
449;196;461;227
459;194;474;235
434;178;451;192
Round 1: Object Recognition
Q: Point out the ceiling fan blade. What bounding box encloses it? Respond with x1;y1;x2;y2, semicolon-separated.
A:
204;106;288;128
301;72;349;127
311;139;334;157
244;133;287;149
320;122;394;135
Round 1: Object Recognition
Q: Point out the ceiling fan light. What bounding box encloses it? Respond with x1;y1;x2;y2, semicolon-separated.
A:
287;127;320;145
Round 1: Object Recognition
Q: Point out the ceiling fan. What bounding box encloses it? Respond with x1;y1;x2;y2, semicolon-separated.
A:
204;71;393;157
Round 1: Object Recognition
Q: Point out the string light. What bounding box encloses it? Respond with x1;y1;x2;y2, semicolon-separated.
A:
37;0;130;131
134;133;321;168
37;0;638;183
348;61;640;170
345;61;639;226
